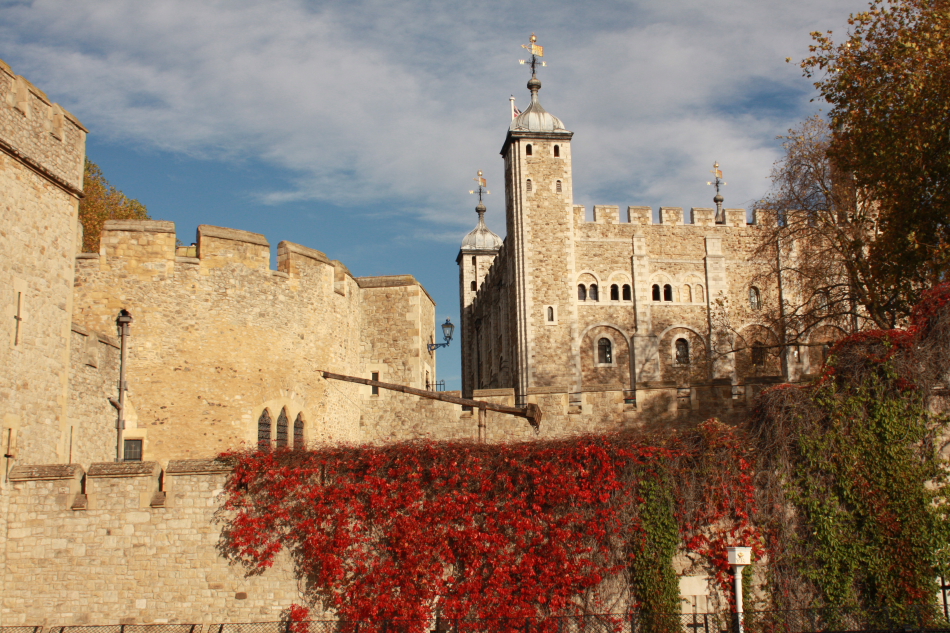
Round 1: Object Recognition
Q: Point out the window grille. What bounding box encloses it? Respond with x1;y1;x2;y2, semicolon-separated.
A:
598;338;612;364
556;180;562;193
526;179;532;192
275;408;288;448
257;409;271;449
123;439;143;462
675;338;690;365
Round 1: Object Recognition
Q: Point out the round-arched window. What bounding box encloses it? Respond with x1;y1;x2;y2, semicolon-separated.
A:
590;284;599;301
525;144;533;156
578;284;587;301
674;338;690;365
749;286;761;310
663;284;673;302
547;306;555;322
652;284;661;301
610;284;619;301
598;338;613;364
257;409;272;450
623;284;631;301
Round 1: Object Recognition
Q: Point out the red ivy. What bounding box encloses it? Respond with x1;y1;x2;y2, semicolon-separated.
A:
219;422;758;630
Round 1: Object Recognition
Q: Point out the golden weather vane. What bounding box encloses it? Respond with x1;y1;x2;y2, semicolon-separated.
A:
469;170;490;202
519;33;547;76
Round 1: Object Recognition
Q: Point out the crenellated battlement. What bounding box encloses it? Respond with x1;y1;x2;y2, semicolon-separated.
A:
0;58;86;194
574;205;759;229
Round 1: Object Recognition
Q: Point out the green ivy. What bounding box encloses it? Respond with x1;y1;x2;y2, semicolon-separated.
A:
628;471;680;617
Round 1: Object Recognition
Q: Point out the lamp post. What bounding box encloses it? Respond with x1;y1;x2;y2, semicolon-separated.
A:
727;546;752;633
428;318;455;352
115;309;133;462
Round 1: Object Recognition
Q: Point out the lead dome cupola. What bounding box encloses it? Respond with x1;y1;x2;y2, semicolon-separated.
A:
510;75;567;133
461;201;503;250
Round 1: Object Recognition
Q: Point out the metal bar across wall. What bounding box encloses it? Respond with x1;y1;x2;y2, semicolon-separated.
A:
318;371;542;437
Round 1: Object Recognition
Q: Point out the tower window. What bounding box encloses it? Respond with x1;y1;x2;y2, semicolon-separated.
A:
123;439;143;462
598;338;613;364
525;144;533;156
663;284;673;302
526;179;533;192
547;306;554;322
371;372;379;395
622;284;631;301
471;280;476;291
276;408;289;448
610;284;619;301
752;341;766;366
556;180;562;194
589;284;599;301
472;256;476;266
257;409;271;449
554;145;560;157
578;284;587;301
652;284;661;301
749;286;761;310
293;413;305;448
675;338;690;366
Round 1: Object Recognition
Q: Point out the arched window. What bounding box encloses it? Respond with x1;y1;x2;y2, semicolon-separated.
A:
276;408;289;448
525;144;533;156
622;284;631;301
610;284;619;301
293;413;304;448
556;180;562;194
257;409;271;450
663;284;673;302
751;341;766;366
598;338;613;364
554;144;560;157
652;284;661;301
526;179;533;192
589;284;599;301
675;338;690;365
547;306;554;322
470;280;476;291
683;285;692;303
578;284;587;301
749;286;761;310
696;285;705;303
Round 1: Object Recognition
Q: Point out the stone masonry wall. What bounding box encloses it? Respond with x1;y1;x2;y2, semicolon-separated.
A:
0;59;87;467
67;324;120;464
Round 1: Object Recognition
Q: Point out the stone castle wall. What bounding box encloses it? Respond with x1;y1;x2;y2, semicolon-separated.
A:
0;58;87;467
67;323;121;464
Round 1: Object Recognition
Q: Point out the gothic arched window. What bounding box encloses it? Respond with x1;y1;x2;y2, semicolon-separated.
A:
554;144;560;157
752;341;766;366
556;180;563;194
293;413;305;448
652;284;661;301
610;284;619;301
589;284;599;301
525;144;533;156
276;408;289;448
663;284;673;302
598;338;613;364
675;338;690;366
749;286;761;310
257;409;271;450
622;284;631;301
578;284;587;301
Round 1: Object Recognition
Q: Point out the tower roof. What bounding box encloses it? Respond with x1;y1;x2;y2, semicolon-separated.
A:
510;76;568;133
461;201;503;251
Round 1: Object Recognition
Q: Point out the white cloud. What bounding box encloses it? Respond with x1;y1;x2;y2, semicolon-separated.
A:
0;0;868;231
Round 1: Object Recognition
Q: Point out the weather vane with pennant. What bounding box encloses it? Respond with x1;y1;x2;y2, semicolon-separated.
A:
470;170;490;202
519;33;547;76
706;161;727;224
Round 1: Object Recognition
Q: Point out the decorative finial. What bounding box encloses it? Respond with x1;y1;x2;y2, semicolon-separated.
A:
469;171;490;216
706;161;727;224
519;32;547;79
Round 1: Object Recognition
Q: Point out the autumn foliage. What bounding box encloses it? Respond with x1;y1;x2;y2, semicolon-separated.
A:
78;159;149;252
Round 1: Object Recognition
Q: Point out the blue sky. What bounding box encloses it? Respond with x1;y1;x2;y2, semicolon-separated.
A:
1;0;867;390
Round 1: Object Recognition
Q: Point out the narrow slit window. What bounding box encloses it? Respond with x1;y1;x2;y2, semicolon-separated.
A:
525;144;533;156
622;284;631;301
257;409;271;449
598;338;613;364
275;408;289;448
526;179;533;192
578;284;587;301
590;284;599;301
471;256;476;266
371;372;379;395
663;284;673;302
471;281;476;291
554;144;560;157
293;413;304;448
547;306;554;322
556;180;562;194
675;338;690;365
652;284;661;301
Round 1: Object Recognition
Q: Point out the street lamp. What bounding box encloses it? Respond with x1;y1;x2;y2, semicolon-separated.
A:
728;546;752;633
428;318;455;352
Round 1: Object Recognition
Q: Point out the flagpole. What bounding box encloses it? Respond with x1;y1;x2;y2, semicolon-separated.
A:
510;95;516;120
